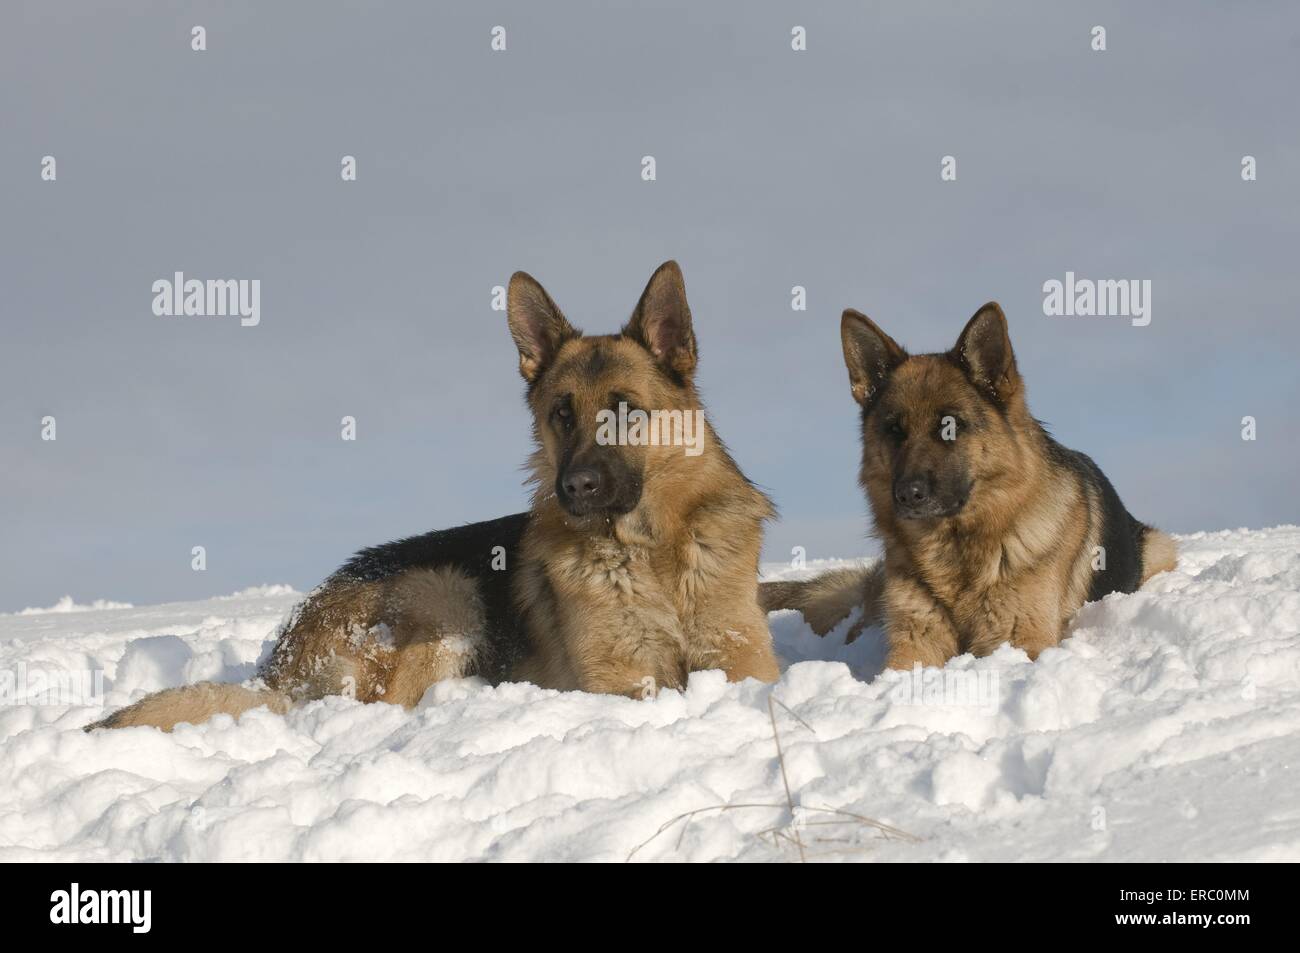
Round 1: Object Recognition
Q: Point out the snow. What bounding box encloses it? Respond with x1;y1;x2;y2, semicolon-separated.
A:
14;596;134;615
1;527;1298;862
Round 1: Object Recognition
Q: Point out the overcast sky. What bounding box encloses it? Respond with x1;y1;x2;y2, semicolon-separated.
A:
2;1;1297;612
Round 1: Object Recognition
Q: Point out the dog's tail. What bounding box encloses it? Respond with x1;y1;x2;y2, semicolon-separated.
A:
758;562;885;643
1140;527;1178;585
84;682;291;733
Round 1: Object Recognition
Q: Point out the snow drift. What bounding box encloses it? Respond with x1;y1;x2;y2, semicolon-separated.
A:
1;526;1298;862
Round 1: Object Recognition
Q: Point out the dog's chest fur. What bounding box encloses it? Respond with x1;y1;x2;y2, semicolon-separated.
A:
895;472;1092;636
514;487;769;692
555;518;731;633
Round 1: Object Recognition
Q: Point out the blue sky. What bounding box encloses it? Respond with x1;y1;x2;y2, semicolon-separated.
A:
2;1;1297;611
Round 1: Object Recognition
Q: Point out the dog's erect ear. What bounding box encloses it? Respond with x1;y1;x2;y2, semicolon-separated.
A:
622;260;698;380
841;309;906;405
507;271;579;382
953;302;1020;403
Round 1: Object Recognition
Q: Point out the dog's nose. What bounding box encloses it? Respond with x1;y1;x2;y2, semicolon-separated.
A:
894;477;930;507
562;467;603;500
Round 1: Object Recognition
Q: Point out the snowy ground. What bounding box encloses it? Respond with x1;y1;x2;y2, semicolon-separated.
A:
1;527;1298;862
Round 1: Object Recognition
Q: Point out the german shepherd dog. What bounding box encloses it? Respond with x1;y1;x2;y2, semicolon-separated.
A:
92;261;779;731
761;303;1176;669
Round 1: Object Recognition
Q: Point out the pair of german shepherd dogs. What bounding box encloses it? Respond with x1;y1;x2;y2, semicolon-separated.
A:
93;261;1176;731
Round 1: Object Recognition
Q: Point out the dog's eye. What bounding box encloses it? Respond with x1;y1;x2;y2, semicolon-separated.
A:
552;402;574;428
886;420;906;440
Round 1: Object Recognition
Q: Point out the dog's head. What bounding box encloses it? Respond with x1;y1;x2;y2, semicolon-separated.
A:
840;302;1028;527
507;260;704;521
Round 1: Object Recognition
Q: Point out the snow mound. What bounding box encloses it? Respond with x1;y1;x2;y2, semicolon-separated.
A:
13;596;134;616
216;584;298;600
0;527;1297;862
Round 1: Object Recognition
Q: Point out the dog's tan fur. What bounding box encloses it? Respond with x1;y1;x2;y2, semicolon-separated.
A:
505;319;778;695
762;303;1176;669
759;566;884;644
91;262;778;732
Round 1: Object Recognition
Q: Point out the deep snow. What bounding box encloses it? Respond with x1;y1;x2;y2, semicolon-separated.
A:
1;527;1298;862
